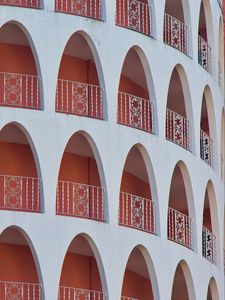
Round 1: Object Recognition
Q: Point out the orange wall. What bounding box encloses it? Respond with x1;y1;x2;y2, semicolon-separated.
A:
119;75;149;99
0;43;37;75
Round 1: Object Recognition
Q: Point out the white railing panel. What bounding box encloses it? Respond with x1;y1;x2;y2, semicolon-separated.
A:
58;286;107;300
200;129;214;168
202;226;216;264
0;281;42;300
198;35;214;75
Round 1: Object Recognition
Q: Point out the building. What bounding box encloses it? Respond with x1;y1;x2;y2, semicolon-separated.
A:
0;0;224;299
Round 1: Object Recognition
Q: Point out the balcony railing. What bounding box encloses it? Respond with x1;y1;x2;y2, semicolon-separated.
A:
198;35;213;74
55;0;101;20
202;226;216;264
119;192;156;234
221;155;224;181
117;91;154;133
116;0;151;36
0;0;40;8
224;248;225;274
58;286;106;300
166;109;191;151
56;180;104;221
168;207;192;249
218;62;223;88
121;297;140;300
0;175;41;212
200;130;214;168
56;79;103;119
0;281;42;300
164;14;190;56
0;72;40;109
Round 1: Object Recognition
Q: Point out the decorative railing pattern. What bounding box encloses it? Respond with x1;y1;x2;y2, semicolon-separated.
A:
56;180;104;221
55;0;101;20
202;226;216;264
0;72;40;109
0;175;41;212
116;0;151;36
200;130;214;167
218;62;222;88
58;286;106;300
168;207;192;249
117;91;154;133
166;109;191;151
224;248;225;274
0;281;42;300
221;154;224;181
164;14;190;56
198;36;213;74
0;0;40;8
119;192;156;234
56;79;103;119
121;297;139;300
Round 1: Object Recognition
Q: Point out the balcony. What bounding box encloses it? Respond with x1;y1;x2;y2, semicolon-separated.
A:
0;72;41;110
58;287;106;300
0;281;42;300
164;14;190;56
200;130;214;167
55;0;102;20
0;0;40;8
56;79;103;119
168;207;192;249
116;0;151;36
202;226;216;264
166;109;191;151
117;92;154;133
119;192;156;234
0;175;41;212
198;35;213;74
56;180;104;221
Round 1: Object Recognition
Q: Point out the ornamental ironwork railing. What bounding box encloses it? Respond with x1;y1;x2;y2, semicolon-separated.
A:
55;0;102;20
218;62;223;88
121;297;140;300
116;0;151;36
202;226;216;264
117;91;154;133
119;191;156;234
198;36;213;75
56;180;104;221
164;14;190;56
58;286;107;300
200;130;214;168
56;79;104;119
224;248;225;274
166;109;191;151
0;0;40;8
0;72;41;109
0;175;41;212
168;207;192;249
0;281;42;300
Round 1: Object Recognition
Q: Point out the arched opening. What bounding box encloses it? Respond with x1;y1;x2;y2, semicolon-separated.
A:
206;278;219;300
56;132;104;221
116;0;151;36
163;0;190;56
166;66;192;151
220;109;225;180
56;32;104;120
58;235;106;299
119;146;156;234
121;247;154;300
0;123;42;213
55;0;102;20
117;48;154;133
0;226;43;299
167;163;193;249
218;18;224;89
0;23;41;109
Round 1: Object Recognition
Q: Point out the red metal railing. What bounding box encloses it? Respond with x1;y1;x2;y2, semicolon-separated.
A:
0;175;41;213
56;79;103;119
0;0;40;8
0;281;42;300
121;297;140;300
119;192;156;234
56;180;104;221
0;72;40;109
116;0;151;36
58;286;106;300
200;130;214;168
202;226;216;264
198;35;213;74
55;0;101;20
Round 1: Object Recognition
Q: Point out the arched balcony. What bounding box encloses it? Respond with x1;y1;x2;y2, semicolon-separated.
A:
116;0;152;36
117;48;154;133
0;124;42;213
119;146;156;234
58;235;106;300
206;278;219;300
56;32;104;119
56;132;105;221
0;23;41;109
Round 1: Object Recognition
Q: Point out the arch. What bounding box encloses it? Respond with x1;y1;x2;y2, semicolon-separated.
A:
0;21;42;109
0;225;44;299
56;130;107;222
117;46;157;134
206;277;219;300
58;233;108;298
56;30;106;119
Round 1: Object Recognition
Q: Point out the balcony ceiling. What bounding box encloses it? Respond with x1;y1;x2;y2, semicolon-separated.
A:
0;23;29;46
0;125;28;145
126;248;149;279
